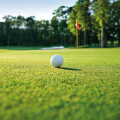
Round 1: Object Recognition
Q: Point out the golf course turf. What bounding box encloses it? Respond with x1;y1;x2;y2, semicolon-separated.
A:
0;47;120;120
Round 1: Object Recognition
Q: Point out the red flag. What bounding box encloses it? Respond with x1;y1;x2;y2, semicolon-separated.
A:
76;20;79;30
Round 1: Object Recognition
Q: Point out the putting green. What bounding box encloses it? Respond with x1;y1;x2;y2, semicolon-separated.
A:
0;47;120;120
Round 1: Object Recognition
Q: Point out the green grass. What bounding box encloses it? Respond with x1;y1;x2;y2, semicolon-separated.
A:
0;47;120;120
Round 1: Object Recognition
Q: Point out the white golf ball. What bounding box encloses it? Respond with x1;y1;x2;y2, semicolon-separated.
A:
50;55;64;68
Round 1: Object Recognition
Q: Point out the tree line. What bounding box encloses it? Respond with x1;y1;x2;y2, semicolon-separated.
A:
0;0;119;47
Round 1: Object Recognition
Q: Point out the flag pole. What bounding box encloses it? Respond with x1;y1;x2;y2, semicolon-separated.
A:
76;26;78;48
76;19;79;48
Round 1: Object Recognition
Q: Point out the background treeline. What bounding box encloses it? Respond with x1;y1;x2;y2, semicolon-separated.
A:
0;0;119;47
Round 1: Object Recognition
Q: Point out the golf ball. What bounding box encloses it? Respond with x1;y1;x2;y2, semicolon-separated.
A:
50;55;64;68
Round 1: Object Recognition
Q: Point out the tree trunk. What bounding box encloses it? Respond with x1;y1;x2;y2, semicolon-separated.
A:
101;25;107;48
111;39;114;47
30;31;34;46
99;32;101;47
118;38;120;47
7;35;10;46
101;26;104;48
84;30;87;45
118;21;120;47
63;34;65;46
44;31;47;46
84;22;87;45
17;29;20;46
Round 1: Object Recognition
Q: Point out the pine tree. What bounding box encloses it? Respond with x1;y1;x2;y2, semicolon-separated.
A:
112;0;120;46
74;0;91;45
68;0;91;45
92;0;110;47
68;11;76;35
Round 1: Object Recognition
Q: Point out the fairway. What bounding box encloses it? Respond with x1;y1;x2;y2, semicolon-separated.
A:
0;47;120;120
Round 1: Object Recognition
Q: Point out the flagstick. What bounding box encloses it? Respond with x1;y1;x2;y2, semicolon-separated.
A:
76;26;78;48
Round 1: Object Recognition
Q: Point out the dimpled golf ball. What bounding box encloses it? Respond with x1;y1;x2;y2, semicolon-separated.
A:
50;55;64;68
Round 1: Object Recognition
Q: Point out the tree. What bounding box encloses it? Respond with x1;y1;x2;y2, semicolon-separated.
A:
16;15;25;46
0;22;5;45
41;20;50;46
50;17;60;45
68;0;91;46
111;0;120;46
53;6;73;20
74;0;91;45
25;16;35;46
68;11;76;36
3;15;13;46
53;6;73;46
92;0;110;47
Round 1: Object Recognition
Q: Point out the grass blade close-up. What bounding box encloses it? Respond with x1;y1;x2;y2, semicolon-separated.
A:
0;47;120;120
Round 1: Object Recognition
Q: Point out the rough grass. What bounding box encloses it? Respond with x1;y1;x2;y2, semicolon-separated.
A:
0;47;120;120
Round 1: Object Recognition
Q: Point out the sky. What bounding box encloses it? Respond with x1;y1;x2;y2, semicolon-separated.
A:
0;0;77;21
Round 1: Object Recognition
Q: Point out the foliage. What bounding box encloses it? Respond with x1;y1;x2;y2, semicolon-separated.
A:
74;0;91;29
0;0;120;47
53;6;73;20
68;11;76;35
0;15;74;46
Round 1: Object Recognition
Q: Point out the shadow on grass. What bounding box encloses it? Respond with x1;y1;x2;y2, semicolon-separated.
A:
0;46;41;50
0;46;119;51
60;67;82;71
0;46;68;51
